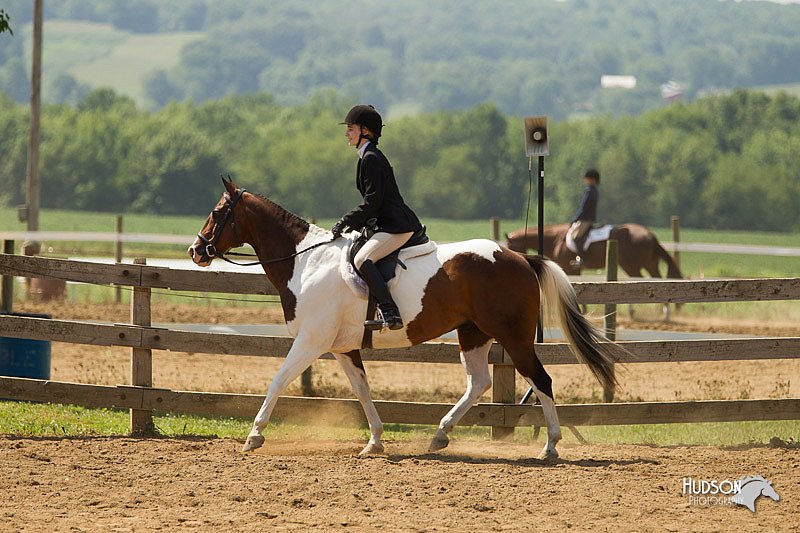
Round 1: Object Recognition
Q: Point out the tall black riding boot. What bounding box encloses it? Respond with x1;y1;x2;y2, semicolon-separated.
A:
359;259;403;330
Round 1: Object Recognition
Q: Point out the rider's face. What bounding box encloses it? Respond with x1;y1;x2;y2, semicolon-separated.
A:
345;123;361;147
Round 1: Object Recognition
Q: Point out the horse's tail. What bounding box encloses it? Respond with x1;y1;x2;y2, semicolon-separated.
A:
526;255;621;392
655;242;683;279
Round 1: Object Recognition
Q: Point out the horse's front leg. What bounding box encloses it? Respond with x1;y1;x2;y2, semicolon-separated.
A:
333;351;384;455
242;336;325;452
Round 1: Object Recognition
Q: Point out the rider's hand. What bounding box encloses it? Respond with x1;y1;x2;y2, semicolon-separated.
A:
331;220;345;238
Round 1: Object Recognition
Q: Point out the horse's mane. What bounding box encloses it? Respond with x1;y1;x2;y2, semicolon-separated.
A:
248;191;311;230
739;475;768;486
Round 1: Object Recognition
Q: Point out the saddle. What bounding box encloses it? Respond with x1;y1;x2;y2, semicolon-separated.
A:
347;221;431;283
565;223;613;254
345;220;434;348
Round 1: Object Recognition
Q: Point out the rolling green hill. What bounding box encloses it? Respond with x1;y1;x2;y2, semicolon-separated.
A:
4;0;800;117
19;19;202;107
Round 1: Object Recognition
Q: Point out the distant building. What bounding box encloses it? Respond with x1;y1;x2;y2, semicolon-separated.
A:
600;75;637;89
660;80;684;102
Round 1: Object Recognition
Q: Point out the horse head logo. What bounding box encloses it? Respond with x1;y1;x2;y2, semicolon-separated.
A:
731;475;780;513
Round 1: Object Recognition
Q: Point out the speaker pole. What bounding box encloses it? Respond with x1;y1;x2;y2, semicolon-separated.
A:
537;154;544;345
520;116;548;406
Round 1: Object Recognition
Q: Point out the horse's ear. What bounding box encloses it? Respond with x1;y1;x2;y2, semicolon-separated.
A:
221;174;238;194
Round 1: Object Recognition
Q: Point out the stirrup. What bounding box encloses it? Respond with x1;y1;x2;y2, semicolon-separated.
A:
364;307;403;331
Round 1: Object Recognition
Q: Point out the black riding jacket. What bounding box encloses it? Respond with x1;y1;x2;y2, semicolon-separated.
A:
340;142;422;234
572;184;599;223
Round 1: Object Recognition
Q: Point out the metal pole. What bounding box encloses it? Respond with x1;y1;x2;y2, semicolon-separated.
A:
536;155;544;344
537;156;544;261
521;155;546;406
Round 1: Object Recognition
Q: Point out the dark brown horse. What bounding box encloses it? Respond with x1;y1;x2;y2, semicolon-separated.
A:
505;223;682;279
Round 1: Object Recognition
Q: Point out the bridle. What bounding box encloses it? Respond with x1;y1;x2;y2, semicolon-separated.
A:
196;188;336;267
195;188;257;266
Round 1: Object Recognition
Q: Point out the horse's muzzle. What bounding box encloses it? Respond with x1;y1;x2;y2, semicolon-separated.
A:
188;238;212;267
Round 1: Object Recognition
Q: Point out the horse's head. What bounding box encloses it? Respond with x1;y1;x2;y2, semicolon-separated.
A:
761;480;780;502
188;176;246;267
505;228;533;253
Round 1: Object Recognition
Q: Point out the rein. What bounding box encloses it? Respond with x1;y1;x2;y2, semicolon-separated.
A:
197;188;336;267
220;239;335;267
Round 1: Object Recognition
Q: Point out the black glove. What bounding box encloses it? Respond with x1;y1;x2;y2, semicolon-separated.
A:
331;220;345;238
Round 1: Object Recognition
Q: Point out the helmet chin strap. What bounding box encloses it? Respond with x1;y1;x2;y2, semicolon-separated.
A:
354;125;374;148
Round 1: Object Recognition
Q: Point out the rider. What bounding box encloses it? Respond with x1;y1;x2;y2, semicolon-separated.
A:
331;104;423;330
569;168;600;268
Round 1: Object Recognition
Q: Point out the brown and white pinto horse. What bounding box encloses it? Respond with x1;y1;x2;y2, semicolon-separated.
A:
189;179;625;460
506;223;682;279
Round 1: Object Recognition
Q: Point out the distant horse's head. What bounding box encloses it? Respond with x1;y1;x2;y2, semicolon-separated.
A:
188;176;246;267
505;228;533;253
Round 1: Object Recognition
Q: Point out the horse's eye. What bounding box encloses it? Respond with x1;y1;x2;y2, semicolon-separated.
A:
211;210;222;222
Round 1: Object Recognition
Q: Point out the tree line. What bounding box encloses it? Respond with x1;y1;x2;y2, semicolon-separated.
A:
1;88;799;232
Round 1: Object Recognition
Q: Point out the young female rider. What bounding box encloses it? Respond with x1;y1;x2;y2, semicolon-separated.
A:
331;104;423;330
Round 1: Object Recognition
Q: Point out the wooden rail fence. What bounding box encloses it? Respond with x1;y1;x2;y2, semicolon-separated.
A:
1;253;799;437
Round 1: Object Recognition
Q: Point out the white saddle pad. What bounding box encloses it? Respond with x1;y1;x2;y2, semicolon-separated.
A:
565;224;613;254
340;233;438;299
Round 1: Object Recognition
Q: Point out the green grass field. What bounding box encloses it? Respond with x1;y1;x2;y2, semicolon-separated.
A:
20;20;203;108
68;30;203;106
1;401;797;447
2;207;799;278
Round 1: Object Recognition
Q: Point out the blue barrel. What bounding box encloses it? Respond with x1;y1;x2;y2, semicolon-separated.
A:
0;312;51;379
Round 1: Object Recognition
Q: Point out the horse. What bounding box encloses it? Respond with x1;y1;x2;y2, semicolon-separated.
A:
505;223;682;279
731;475;780;512
189;178;628;460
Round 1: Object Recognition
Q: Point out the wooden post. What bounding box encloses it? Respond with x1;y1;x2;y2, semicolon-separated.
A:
670;215;682;316
130;258;154;434
25;0;42;238
603;239;618;403
115;216;123;304
491;361;515;440
490;217;500;242
1;240;14;312
671;215;680;271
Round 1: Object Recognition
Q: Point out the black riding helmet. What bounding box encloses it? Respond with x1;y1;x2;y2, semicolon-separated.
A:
341;104;383;139
584;168;600;183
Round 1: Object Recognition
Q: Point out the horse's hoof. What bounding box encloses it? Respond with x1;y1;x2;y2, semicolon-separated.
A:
358;442;385;456
242;435;265;452
428;435;450;453
537;447;559;462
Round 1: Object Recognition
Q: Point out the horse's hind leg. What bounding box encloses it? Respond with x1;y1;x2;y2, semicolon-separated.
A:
502;340;561;461
333;351;385;455
429;323;492;452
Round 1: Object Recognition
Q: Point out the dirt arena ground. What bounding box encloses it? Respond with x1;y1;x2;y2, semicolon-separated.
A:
1;437;797;532
2;302;798;531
